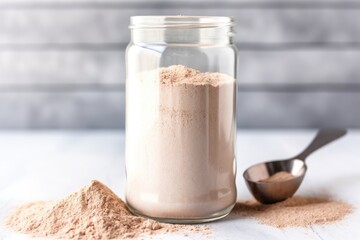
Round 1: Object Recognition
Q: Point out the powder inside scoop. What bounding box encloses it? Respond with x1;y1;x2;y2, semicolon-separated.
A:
260;171;295;183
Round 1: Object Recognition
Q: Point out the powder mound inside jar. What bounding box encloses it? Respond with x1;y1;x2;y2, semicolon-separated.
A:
157;64;235;86
5;180;210;239
127;65;236;219
232;196;353;228
259;171;295;183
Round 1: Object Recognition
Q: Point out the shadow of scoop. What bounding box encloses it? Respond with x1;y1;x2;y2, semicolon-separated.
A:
226;196;353;228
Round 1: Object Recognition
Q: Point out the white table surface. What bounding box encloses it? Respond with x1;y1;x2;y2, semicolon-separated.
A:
0;130;359;240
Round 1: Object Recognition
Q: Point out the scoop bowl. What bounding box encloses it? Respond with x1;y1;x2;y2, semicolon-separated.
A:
243;159;306;204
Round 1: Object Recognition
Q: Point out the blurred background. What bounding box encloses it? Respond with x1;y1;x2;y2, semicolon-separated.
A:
0;0;359;129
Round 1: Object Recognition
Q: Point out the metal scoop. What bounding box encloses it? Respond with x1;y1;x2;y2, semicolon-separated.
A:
243;128;347;204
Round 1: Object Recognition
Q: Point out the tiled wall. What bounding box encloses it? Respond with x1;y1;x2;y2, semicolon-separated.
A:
1;0;360;128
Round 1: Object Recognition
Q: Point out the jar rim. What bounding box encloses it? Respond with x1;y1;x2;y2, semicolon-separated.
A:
129;15;234;29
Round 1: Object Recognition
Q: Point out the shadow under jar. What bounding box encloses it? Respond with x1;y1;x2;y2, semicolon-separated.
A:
125;16;237;223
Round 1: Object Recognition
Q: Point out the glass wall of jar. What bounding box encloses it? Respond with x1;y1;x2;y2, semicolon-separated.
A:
125;16;237;223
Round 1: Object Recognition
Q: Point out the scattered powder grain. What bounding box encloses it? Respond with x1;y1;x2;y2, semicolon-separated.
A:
5;180;210;239
232;196;353;228
259;171;295;183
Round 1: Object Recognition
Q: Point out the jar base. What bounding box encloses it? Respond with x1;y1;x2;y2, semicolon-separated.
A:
126;203;235;224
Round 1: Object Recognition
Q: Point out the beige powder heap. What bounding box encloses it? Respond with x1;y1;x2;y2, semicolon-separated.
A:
126;65;237;219
260;171;295;183
5;180;210;239
157;65;234;86
232;196;353;228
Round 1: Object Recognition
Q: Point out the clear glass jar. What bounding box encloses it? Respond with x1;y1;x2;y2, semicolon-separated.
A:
125;16;237;223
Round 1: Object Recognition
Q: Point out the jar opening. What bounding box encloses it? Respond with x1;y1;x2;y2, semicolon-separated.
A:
129;15;234;29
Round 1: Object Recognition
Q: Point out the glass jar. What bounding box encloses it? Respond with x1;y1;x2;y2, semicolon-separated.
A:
125;16;237;223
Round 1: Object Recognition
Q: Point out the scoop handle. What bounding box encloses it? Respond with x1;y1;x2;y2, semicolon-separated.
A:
295;128;347;161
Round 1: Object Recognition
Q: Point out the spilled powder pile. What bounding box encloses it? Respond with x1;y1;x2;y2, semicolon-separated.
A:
5;180;210;239
232;196;353;228
260;171;295;183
